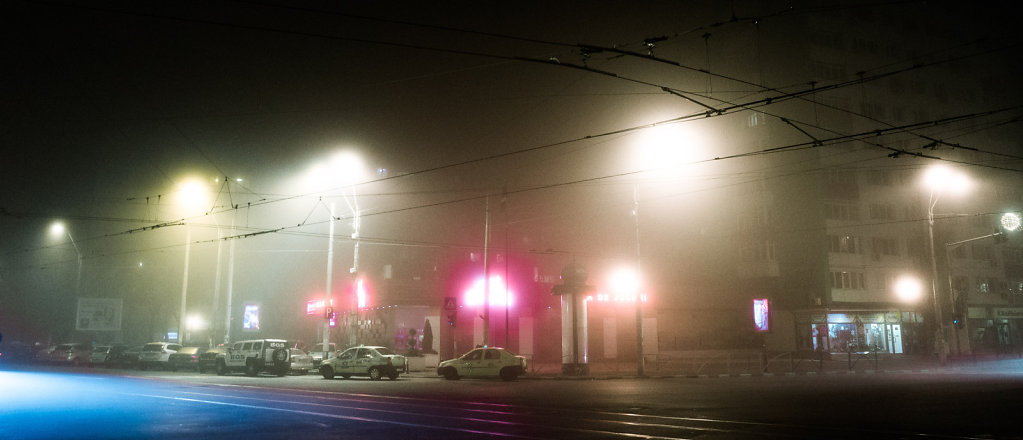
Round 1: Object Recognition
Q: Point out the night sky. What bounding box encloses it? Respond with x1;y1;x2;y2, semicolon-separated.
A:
3;1;1021;344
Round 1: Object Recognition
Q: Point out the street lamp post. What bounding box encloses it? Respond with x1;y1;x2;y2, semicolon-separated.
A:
306;151;367;354
175;178;209;345
49;222;82;298
922;165;970;365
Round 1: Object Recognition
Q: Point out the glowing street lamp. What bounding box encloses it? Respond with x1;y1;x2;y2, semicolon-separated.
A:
922;165;970;364
894;275;924;303
304;151;369;352
49;221;83;297
175;177;210;344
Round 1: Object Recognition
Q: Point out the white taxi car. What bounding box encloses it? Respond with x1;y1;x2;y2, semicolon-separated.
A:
319;345;405;380
437;347;527;381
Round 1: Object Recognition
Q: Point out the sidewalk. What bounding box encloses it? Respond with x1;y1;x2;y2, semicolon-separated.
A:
408;351;1023;380
547;352;1023;379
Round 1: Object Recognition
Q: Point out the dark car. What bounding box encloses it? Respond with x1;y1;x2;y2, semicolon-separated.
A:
168;347;206;371
198;347;226;373
108;345;143;369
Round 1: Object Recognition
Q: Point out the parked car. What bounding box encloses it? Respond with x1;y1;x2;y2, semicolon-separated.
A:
90;345;111;365
109;345;143;369
309;342;336;368
437;347;527;381
138;342;181;370
34;345;56;363
45;342;93;367
319;345;405;380
198;347;226;373
168;347;206;371
215;339;292;377
288;348;314;375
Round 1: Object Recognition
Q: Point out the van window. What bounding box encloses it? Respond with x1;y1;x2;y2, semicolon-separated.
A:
242;342;253;351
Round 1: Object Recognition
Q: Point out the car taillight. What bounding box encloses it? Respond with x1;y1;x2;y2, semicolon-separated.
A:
191;355;197;360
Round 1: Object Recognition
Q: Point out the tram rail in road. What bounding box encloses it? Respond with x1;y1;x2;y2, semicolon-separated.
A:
2;365;1018;439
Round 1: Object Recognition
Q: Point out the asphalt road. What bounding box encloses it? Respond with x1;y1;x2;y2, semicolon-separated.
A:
3;364;1022;439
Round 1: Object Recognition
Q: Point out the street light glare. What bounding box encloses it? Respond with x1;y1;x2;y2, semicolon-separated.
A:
922;165;970;195
49;222;66;236
894;275;923;303
631;124;703;180
304;150;368;192
175;178;210;214
608;267;642;296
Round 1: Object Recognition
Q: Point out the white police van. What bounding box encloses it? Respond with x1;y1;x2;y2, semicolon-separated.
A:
215;339;291;377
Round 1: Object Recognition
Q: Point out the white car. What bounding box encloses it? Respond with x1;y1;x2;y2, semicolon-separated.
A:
288;348;314;374
215;339;291;377
138;342;181;370
437;347;527;381
309;342;336;368
89;345;111;365
319;346;405;380
45;343;93;367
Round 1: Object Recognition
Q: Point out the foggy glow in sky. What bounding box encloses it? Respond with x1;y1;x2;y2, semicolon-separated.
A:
464;275;513;307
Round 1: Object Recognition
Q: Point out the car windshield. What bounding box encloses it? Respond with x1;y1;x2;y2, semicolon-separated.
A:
142;344;164;352
93;347;109;353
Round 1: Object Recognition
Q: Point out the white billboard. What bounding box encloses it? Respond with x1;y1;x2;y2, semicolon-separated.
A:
76;298;123;331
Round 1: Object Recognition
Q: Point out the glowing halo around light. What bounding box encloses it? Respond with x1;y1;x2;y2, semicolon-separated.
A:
464;275;513;308
1001;213;1022;232
894;276;923;303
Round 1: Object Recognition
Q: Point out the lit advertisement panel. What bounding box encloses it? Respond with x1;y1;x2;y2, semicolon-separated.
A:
243;304;260;330
753;298;770;332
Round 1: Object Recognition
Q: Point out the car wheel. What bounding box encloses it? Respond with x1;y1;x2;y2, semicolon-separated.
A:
216;360;227;376
369;366;382;380
443;368;459;380
245;361;258;377
272;348;288;362
320;365;335;380
499;367;519;382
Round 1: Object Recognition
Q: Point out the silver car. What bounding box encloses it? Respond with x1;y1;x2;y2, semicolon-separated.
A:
288;348;314;374
138;342;181;370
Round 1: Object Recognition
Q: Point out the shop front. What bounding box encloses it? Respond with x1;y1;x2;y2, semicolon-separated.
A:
967;307;1023;355
798;309;923;354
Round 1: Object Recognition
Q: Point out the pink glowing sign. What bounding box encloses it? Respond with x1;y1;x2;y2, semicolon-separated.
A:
586;293;648;303
306;298;335;315
464;275;513;307
356;279;367;309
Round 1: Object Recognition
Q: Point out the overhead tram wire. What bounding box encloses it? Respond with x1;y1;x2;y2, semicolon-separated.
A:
67;0;1018;206
12;103;1016;265
35;3;1023;246
109;104;1023;254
